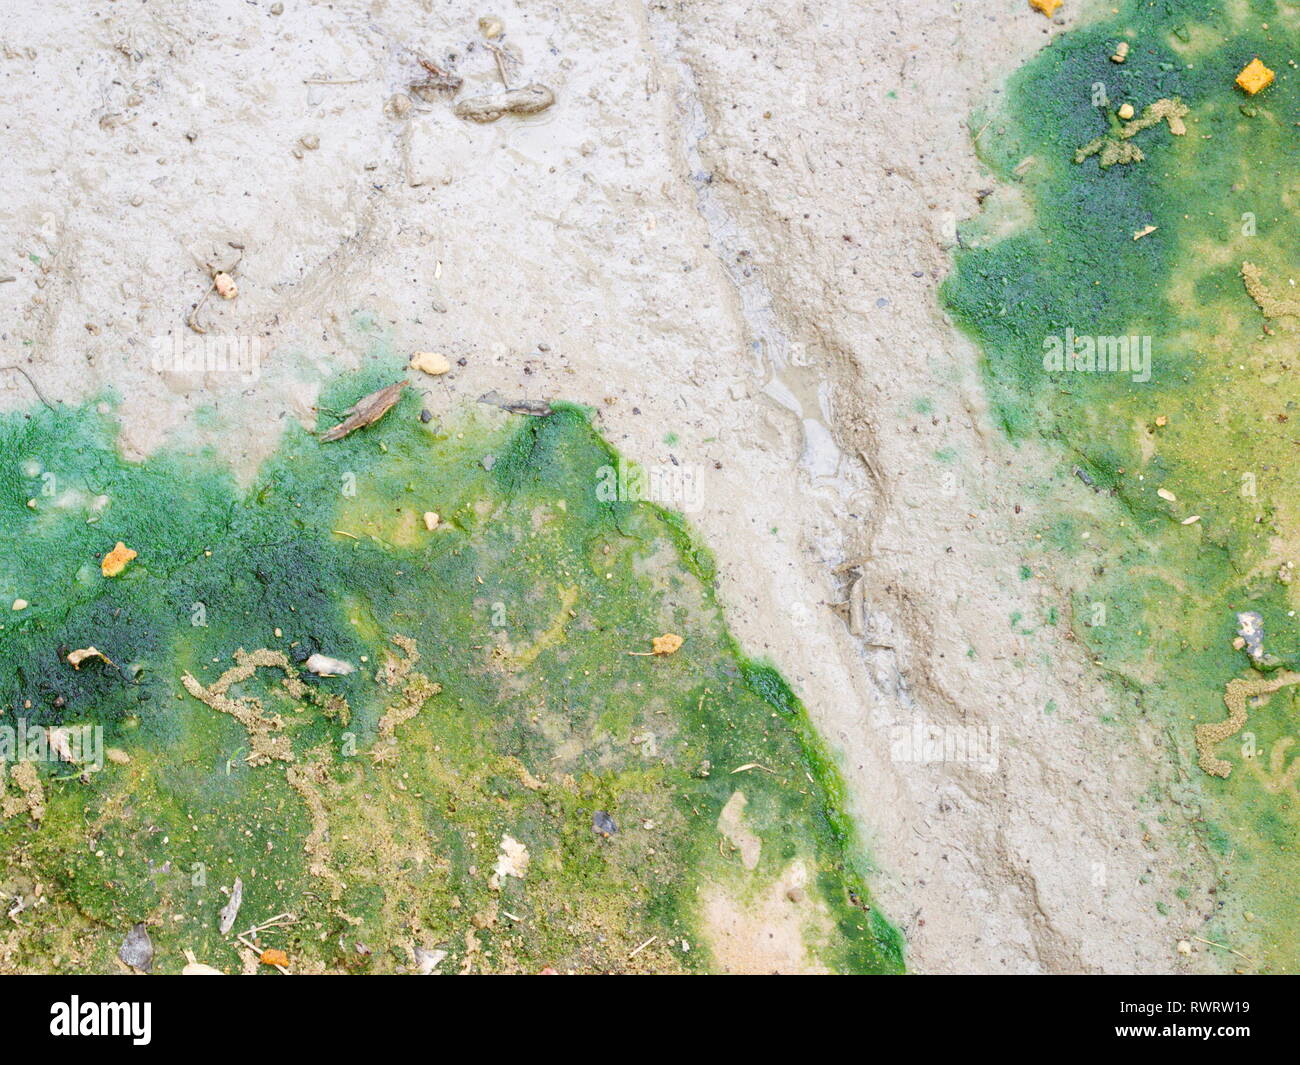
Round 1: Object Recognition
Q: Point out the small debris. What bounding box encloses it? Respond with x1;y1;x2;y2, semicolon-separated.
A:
259;948;290;968
11;599;27;611
67;646;113;669
1133;224;1157;240
593;810;617;837
1237;611;1266;662
491;834;530;886
1236;57;1275;96
1111;41;1129;64
628;633;684;657
652;633;684;655
181;950;225;975
1181;514;1201;525
213;271;238;300
102;541;137;577
303;653;355;677
423;511;440;531
477;391;552;417
628;935;657;959
1117;103;1134;120
48;727;78;763
413;946;447;974
118;923;154;972
320;381;407;442
479;15;504;38
106;748;131;766
410;351;451;376
218;876;243;935
410;57;462;100
454;84;555;124
1176;939;1192;956
1029;0;1061;16
1154;414;1168;426
1157;487;1177;502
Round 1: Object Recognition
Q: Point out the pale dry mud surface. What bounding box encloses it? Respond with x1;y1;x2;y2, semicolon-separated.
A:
0;0;1207;971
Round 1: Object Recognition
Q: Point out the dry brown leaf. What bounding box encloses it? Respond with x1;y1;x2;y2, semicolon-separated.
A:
320;381;407;442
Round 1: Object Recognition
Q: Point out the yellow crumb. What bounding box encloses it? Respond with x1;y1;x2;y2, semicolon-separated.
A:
1029;0;1061;15
101;541;137;577
1236;57;1274;95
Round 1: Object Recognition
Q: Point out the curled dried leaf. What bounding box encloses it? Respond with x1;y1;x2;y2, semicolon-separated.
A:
218;876;243;935
68;646;113;670
320;381;407;442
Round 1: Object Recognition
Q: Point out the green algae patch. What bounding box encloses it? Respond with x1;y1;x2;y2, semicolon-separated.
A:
0;387;901;974
945;1;1300;970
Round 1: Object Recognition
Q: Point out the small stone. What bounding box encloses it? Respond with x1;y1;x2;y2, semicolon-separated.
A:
593;810;617;837
299;133;320;151
119;923;154;971
423;511;440;531
1117;103;1135;120
213;272;238;300
420;409;433;424
11;599;28;611
482;455;496;471
1176;939;1192;956
410;351;451;376
270;2;284;14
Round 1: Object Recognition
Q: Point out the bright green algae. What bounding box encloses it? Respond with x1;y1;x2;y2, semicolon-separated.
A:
945;1;1300;970
0;376;902;973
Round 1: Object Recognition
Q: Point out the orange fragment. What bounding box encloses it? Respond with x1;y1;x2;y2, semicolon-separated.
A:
259;948;289;967
101;542;137;577
651;633;684;656
1029;0;1061;16
1236;57;1274;95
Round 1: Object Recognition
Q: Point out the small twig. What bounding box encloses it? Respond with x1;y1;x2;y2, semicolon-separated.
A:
627;936;656;960
0;365;55;409
186;280;216;334
484;41;511;89
1192;935;1252;962
303;77;363;85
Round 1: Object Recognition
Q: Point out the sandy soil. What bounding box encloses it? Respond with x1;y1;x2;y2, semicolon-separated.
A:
0;0;1211;972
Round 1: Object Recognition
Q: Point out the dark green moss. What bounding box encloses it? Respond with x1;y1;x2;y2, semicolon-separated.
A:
0;385;901;974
